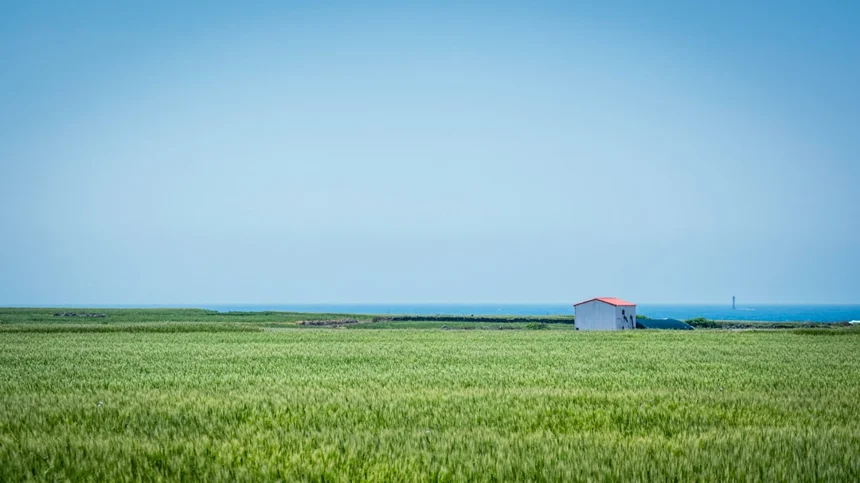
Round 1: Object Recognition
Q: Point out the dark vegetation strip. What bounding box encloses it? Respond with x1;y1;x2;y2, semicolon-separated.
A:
683;317;853;329
0;323;262;333
371;315;575;324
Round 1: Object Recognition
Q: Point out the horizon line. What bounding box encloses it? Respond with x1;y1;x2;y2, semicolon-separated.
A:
3;301;860;307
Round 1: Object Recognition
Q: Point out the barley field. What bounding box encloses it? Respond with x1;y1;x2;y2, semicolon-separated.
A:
1;309;858;481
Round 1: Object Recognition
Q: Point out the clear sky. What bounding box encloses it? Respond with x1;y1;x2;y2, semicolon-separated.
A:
1;1;858;305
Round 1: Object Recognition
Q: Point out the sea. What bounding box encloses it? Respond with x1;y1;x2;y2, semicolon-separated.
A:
197;303;860;323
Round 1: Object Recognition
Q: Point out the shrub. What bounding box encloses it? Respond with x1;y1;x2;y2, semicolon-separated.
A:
685;317;720;328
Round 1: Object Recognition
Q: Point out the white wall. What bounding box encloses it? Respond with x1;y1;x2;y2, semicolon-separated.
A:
574;300;617;330
614;304;636;330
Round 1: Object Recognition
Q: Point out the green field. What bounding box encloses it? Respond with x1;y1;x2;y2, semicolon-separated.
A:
1;309;859;481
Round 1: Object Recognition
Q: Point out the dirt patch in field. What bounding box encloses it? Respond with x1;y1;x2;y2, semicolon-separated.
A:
296;318;359;326
53;312;107;318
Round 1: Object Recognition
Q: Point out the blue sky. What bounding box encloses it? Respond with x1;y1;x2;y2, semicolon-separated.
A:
1;1;858;305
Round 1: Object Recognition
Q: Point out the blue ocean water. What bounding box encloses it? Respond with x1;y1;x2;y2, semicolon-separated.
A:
201;303;860;322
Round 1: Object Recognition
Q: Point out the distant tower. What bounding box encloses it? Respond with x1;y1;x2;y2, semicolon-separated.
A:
732;296;736;310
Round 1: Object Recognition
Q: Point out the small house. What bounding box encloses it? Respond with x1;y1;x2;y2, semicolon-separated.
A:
573;297;636;331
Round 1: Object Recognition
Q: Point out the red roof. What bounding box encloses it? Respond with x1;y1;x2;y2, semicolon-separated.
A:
573;297;636;307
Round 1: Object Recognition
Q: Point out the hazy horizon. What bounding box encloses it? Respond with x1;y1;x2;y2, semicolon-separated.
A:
2;1;858;305
6;301;860;308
